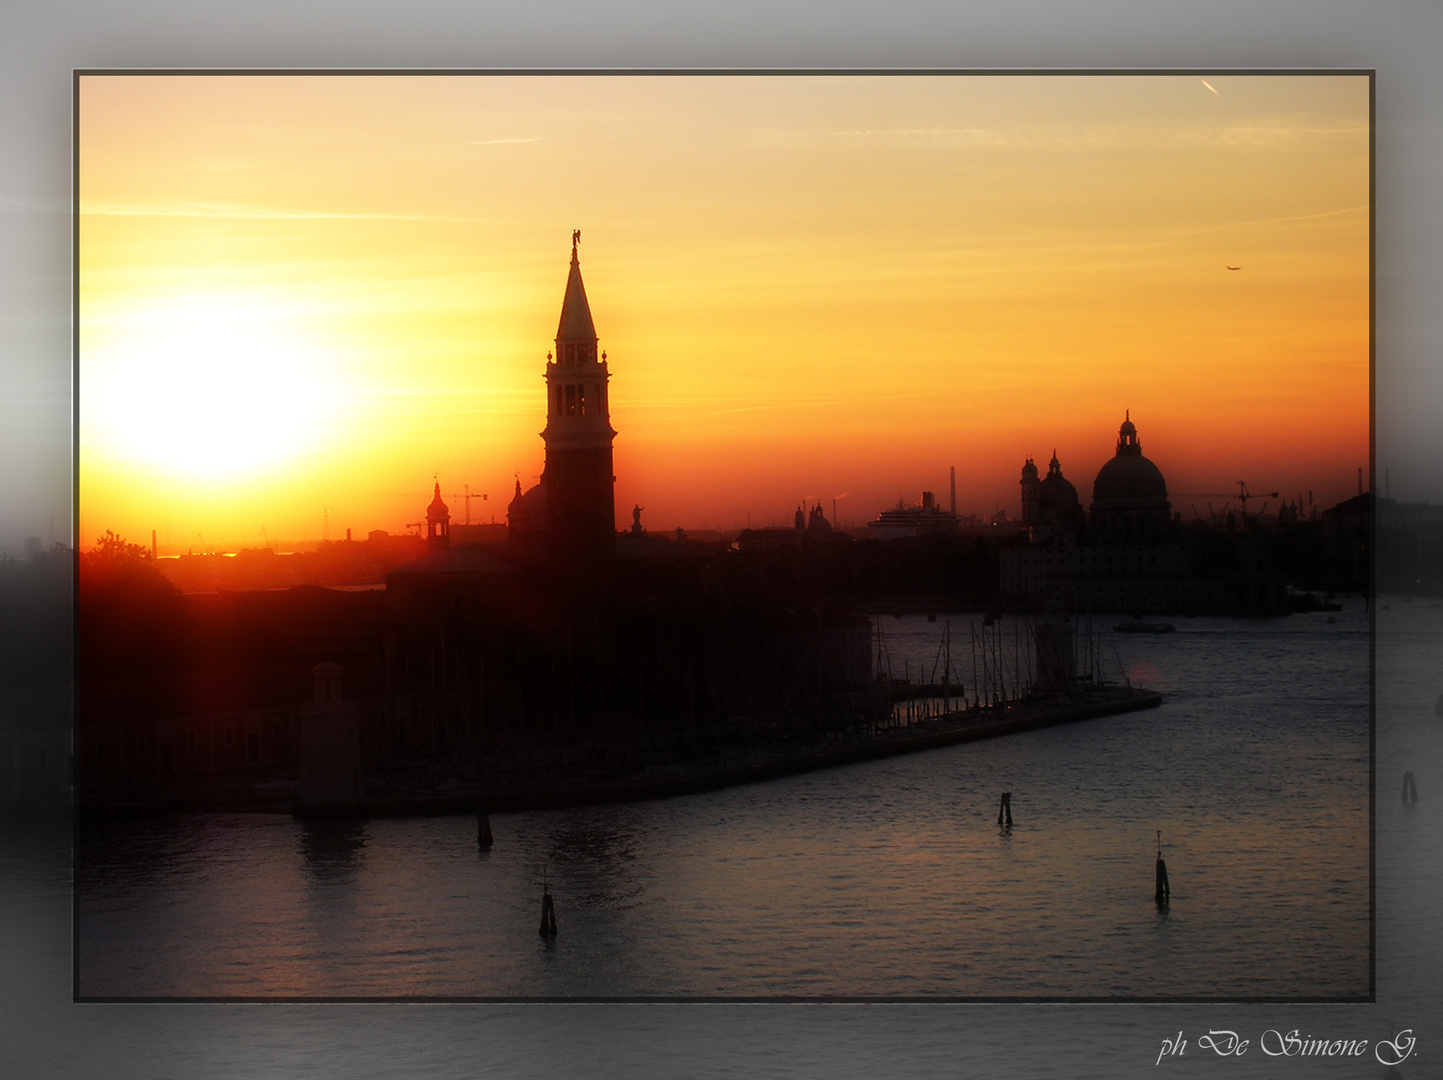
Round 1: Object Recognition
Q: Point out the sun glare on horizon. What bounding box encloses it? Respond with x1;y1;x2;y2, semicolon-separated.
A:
77;73;1370;548
82;291;347;482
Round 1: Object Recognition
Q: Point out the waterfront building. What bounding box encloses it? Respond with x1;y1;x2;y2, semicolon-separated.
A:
1000;414;1288;613
1089;411;1173;543
1020;451;1084;534
294;663;362;812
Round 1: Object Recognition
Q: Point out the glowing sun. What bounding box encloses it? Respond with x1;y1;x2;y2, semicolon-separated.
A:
83;292;345;482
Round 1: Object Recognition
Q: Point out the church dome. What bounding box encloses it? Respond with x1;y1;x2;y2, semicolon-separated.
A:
1093;453;1168;501
518;482;546;517
1038;452;1080;512
1092;414;1167;503
427;482;449;515
1089;413;1172;543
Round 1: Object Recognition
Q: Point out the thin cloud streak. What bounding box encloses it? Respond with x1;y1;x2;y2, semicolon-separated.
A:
1139;203;1368;244
770;121;1369;153
631;392;934;420
80;201;483;223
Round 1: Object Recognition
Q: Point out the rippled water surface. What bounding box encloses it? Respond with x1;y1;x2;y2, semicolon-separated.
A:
75;607;1371;999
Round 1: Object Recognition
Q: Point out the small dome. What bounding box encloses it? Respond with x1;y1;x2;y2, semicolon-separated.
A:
1034;451;1081;524
427;482;449;519
1021;458;1039;480
506;478;546;523
1039;472;1080;511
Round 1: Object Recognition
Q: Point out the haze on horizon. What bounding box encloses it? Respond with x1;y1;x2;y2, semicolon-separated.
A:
77;73;1369;552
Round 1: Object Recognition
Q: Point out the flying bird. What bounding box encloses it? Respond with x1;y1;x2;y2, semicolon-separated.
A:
1227;265;1241;271
1201;79;1220;96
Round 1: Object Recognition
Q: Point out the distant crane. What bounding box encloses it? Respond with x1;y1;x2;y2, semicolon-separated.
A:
375;484;487;524
1175;481;1279;525
454;484;488;525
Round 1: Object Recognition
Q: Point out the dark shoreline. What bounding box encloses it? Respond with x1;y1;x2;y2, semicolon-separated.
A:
80;685;1162;818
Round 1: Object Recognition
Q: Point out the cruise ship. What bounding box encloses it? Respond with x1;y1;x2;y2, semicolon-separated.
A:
866;491;961;540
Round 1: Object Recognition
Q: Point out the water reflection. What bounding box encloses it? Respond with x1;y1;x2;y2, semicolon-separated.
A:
538;812;652;913
73;607;1373;998
297;817;368;880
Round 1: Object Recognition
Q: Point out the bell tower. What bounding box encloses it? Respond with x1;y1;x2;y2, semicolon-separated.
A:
541;231;616;580
426;481;450;553
1020;457;1040;526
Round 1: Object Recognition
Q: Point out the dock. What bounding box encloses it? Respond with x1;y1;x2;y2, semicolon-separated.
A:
350;684;1162;815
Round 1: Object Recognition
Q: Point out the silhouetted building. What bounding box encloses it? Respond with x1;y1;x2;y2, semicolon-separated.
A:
450;522;508;544
1000;414;1290;613
1020;458;1040;524
1090;412;1173;543
509;233;618;586
806;502;833;536
1319;491;1371;592
1021;451;1083;533
295;663;362;813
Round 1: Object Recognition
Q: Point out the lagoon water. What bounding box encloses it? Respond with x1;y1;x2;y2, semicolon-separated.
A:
11;597;1443;1077
74;605;1371;1000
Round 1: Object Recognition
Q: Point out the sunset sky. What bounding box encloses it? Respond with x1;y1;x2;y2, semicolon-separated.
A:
77;73;1369;550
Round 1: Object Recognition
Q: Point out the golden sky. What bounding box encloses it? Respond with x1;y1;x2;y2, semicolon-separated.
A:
78;74;1369;549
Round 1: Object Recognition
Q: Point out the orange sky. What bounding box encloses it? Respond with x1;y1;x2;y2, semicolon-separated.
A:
77;74;1369;550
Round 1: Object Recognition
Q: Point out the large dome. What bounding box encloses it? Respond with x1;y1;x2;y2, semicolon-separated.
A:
1093;452;1167;502
1089;413;1172;543
1091;414;1168;503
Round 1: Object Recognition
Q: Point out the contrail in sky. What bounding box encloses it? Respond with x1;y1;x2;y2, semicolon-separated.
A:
1201;79;1220;96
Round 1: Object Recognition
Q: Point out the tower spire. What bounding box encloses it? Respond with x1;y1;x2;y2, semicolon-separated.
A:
557;230;597;344
539;231;616;584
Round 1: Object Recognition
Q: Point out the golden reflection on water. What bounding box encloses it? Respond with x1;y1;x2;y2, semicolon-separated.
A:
76;608;1370;999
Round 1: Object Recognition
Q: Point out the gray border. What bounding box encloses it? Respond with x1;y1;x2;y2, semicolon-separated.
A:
5;3;1438;1075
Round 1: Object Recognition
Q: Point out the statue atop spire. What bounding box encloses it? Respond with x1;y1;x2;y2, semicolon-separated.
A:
556;231;597;345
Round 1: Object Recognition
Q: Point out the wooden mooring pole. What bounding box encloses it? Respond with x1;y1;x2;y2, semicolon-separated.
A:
477;810;494;850
997;791;1012;827
1154;830;1171;907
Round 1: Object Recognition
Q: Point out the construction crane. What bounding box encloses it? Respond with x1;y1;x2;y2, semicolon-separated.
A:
454;484;487;525
375;484;487;524
1175;481;1279;525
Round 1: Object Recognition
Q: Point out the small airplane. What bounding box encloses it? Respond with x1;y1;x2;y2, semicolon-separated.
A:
1226;265;1241;271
